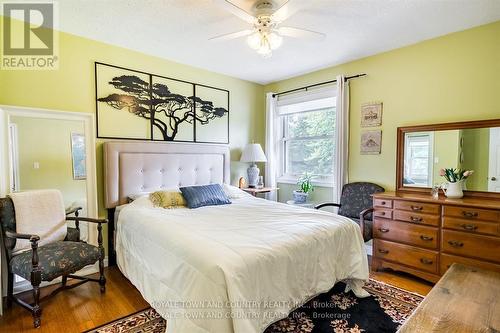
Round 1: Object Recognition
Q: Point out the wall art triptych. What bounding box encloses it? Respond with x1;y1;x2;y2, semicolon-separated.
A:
95;62;230;144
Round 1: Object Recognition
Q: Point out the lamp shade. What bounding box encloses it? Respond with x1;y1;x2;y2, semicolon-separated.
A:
240;143;267;163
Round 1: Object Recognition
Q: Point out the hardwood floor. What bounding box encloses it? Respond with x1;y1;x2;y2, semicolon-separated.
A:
0;264;433;333
0;267;148;333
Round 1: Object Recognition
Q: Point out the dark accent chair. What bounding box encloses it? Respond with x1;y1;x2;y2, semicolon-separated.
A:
315;182;384;242
0;198;107;328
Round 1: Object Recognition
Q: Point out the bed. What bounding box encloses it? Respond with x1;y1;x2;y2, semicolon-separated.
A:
103;141;369;333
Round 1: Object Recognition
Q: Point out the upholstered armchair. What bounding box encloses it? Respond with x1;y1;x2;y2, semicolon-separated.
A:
315;182;384;242
0;195;107;328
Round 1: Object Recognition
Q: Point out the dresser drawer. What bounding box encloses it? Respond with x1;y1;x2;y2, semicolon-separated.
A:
440;253;500;275
374;208;392;219
394;210;440;227
374;198;393;209
394;200;440;215
443;206;499;222
373;219;438;249
443;217;499;237
374;239;438;273
441;230;500;264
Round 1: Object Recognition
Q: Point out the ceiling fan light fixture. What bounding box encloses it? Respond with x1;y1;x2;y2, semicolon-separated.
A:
256;39;272;58
246;32;262;50
268;32;282;50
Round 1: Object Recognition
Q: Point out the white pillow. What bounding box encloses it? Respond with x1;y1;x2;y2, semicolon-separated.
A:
223;184;252;199
130;195;156;209
127;187;180;202
127;192;150;203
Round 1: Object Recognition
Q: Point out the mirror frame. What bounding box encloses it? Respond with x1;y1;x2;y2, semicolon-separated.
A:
396;118;500;199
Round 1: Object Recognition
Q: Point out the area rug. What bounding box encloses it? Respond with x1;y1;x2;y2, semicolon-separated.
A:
85;279;423;333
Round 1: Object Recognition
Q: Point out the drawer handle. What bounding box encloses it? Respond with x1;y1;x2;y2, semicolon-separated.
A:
378;249;389;254
381;201;386;205
411;205;423;211
448;240;464;248
460;224;478;231
420;235;434;241
462;211;478;218
410;216;423;223
378;211;386;216
378;228;389;233
420;258;433;265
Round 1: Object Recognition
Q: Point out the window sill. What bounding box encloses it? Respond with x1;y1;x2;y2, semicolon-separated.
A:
277;177;334;188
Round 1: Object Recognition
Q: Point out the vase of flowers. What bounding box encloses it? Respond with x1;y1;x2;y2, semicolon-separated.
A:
439;168;474;199
293;173;314;204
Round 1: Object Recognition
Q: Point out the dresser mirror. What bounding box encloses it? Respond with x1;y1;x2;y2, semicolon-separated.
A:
396;119;500;197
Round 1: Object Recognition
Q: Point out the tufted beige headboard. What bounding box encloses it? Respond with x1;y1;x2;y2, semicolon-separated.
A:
103;141;230;209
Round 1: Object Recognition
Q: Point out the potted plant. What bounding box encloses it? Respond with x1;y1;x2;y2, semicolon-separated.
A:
439;168;474;198
293;173;314;204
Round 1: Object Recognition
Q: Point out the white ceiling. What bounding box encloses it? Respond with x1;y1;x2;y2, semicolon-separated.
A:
54;0;500;84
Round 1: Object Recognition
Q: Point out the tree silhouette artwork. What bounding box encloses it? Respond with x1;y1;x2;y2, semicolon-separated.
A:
97;74;228;141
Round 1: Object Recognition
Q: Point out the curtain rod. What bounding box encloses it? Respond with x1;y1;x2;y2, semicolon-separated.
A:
272;73;367;98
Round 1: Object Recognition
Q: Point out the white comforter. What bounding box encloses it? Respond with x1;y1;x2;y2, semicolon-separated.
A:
116;194;369;333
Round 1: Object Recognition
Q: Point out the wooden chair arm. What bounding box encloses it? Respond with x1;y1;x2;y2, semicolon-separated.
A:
314;202;341;210
66;217;108;224
359;207;374;242
359;207;374;220
5;230;40;242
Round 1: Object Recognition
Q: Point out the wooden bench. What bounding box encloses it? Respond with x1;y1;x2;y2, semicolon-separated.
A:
398;263;500;332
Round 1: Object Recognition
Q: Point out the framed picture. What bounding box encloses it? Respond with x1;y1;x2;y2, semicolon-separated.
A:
361;102;383;127
194;84;229;143
95;62;230;143
71;133;86;180
361;130;382;154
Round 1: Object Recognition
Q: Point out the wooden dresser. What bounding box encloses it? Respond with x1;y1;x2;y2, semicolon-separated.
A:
372;192;500;282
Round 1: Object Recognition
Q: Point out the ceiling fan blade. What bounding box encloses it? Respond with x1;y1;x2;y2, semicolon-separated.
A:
209;29;254;41
213;0;256;24
271;0;314;23
278;27;326;40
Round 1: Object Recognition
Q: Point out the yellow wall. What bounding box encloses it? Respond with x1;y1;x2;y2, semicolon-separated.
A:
11;116;87;210
432;130;460;185
462;128;490;191
0;17;265;253
265;21;500;202
0;16;265;214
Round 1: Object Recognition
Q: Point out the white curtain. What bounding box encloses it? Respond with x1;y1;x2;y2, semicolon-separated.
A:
265;92;278;201
334;75;350;202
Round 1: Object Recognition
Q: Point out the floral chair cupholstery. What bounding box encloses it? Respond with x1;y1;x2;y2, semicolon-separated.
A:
315;182;384;242
0;190;107;328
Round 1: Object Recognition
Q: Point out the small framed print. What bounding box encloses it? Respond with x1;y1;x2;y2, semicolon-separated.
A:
361;102;382;127
361;130;382;155
71;133;86;180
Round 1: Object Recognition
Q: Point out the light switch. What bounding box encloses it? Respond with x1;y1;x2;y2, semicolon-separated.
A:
33;162;40;169
434;157;439;164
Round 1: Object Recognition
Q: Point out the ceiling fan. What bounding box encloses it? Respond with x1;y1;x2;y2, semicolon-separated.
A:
211;0;325;58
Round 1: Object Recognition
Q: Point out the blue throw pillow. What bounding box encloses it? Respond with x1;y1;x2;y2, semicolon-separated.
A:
180;184;232;209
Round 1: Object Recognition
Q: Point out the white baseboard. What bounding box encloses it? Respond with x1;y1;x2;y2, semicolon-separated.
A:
13;257;108;294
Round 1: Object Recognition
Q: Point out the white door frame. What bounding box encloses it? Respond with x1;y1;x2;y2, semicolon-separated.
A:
8;123;20;192
489;127;500;192
0;105;99;243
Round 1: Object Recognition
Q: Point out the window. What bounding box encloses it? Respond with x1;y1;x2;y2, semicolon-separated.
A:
277;89;336;185
404;132;434;187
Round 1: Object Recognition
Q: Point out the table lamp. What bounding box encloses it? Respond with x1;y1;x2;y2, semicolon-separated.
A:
240;143;267;188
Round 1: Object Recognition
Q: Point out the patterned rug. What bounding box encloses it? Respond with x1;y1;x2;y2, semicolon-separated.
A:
85;279;423;333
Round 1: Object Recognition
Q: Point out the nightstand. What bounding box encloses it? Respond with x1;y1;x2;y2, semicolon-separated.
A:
242;187;278;197
286;200;315;209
